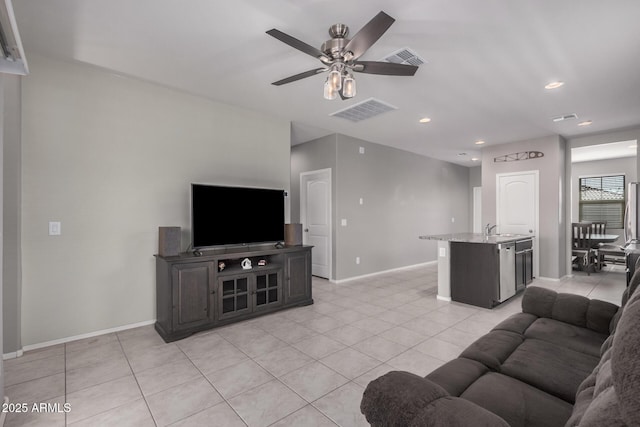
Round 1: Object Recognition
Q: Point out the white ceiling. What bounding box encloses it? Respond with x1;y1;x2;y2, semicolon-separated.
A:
12;0;640;166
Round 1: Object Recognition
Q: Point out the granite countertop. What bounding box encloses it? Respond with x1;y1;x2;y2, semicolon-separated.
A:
419;232;534;244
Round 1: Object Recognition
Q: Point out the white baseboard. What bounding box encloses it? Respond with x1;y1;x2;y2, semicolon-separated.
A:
536;276;566;282
436;295;451;302
330;261;437;284
19;319;156;353
2;350;23;361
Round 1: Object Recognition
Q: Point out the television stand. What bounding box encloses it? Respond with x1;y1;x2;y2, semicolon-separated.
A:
155;245;313;342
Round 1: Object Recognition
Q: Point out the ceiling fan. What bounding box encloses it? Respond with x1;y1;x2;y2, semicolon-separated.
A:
266;11;418;100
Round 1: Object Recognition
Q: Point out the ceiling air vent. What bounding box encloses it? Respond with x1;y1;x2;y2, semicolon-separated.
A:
552;113;578;122
330;98;398;122
382;47;425;66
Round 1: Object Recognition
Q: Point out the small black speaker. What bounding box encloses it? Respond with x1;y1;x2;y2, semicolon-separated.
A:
284;223;303;246
158;227;181;256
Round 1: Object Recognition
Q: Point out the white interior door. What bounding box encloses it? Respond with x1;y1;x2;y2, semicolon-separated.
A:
497;171;539;277
300;169;331;279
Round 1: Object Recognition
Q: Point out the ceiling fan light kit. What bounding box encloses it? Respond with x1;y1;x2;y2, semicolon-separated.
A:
267;11;418;101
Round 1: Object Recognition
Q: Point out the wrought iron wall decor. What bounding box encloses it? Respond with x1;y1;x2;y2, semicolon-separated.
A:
494;151;544;163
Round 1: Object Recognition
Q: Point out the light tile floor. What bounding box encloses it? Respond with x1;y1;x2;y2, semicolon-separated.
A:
3;263;626;426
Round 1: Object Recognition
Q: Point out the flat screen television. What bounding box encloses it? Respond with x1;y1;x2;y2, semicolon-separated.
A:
191;184;285;248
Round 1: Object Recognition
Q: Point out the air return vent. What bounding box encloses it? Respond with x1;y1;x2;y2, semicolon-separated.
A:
552;113;578;122
330;98;398;122
382;47;425;66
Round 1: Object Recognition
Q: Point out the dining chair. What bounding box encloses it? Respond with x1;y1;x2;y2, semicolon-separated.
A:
572;222;594;275
590;221;606;235
595;221;625;267
590;221;607;270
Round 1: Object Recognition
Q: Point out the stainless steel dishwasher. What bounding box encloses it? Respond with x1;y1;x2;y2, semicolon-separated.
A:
498;242;516;302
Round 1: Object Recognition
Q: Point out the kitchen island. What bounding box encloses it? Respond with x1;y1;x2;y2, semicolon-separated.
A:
420;233;534;308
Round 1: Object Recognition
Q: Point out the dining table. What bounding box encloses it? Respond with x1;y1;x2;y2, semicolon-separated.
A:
589;233;620;248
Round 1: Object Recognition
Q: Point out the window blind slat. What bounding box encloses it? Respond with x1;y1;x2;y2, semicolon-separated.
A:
579;175;625;228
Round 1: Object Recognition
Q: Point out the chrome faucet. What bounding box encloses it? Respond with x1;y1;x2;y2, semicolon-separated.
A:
485;223;497;236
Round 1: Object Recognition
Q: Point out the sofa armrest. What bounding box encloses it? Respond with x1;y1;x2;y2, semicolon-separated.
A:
361;371;509;427
522;286;618;334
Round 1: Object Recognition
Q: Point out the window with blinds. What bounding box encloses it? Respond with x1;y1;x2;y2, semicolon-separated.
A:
579;175;625;229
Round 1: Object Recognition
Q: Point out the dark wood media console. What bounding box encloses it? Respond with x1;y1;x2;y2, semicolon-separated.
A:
155;245;313;342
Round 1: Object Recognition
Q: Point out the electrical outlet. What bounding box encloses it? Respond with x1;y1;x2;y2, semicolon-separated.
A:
439;247;446;257
451;217;455;223
359;197;364;205
359;146;365;154
356;257;360;264
341;219;347;226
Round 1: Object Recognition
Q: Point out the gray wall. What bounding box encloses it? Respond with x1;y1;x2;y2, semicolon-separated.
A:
3;74;20;354
19;55;291;346
482;135;567;279
292;133;470;281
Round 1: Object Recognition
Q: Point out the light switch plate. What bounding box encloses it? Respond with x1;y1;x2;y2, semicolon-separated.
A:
341;219;347;226
49;221;61;236
439;247;446;257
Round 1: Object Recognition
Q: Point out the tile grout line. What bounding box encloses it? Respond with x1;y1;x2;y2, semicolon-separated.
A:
114;332;158;427
174;335;250;427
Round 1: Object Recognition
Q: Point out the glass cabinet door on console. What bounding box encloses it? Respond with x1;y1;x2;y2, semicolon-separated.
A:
218;275;251;320
254;271;282;312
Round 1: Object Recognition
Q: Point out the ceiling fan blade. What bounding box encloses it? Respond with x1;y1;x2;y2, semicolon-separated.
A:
353;61;418;76
271;68;326;86
343;11;395;60
266;29;328;60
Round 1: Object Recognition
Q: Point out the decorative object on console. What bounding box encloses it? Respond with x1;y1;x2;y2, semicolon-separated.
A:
241;258;252;270
494;151;544;163
258;259;267;267
284;223;303;246
158;226;181;256
218;261;226;272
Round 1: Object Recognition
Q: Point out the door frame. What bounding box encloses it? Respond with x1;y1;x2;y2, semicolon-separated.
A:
473;186;482;234
300;168;332;279
496;170;540;278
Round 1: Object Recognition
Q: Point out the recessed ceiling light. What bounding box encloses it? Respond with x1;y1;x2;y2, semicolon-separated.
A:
545;81;565;90
578;120;593;126
419;117;432;123
629;145;637;149
475;140;485;145
471;157;480;162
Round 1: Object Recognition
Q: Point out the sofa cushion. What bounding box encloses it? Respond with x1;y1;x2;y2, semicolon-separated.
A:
524;317;608;357
459;330;523;371
500;338;599;403
406;396;510;427
425;358;489;397
523;287;618;335
491;312;538;335
460;372;573;427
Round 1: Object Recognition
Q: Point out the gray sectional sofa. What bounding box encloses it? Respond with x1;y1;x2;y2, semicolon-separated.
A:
361;273;640;426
